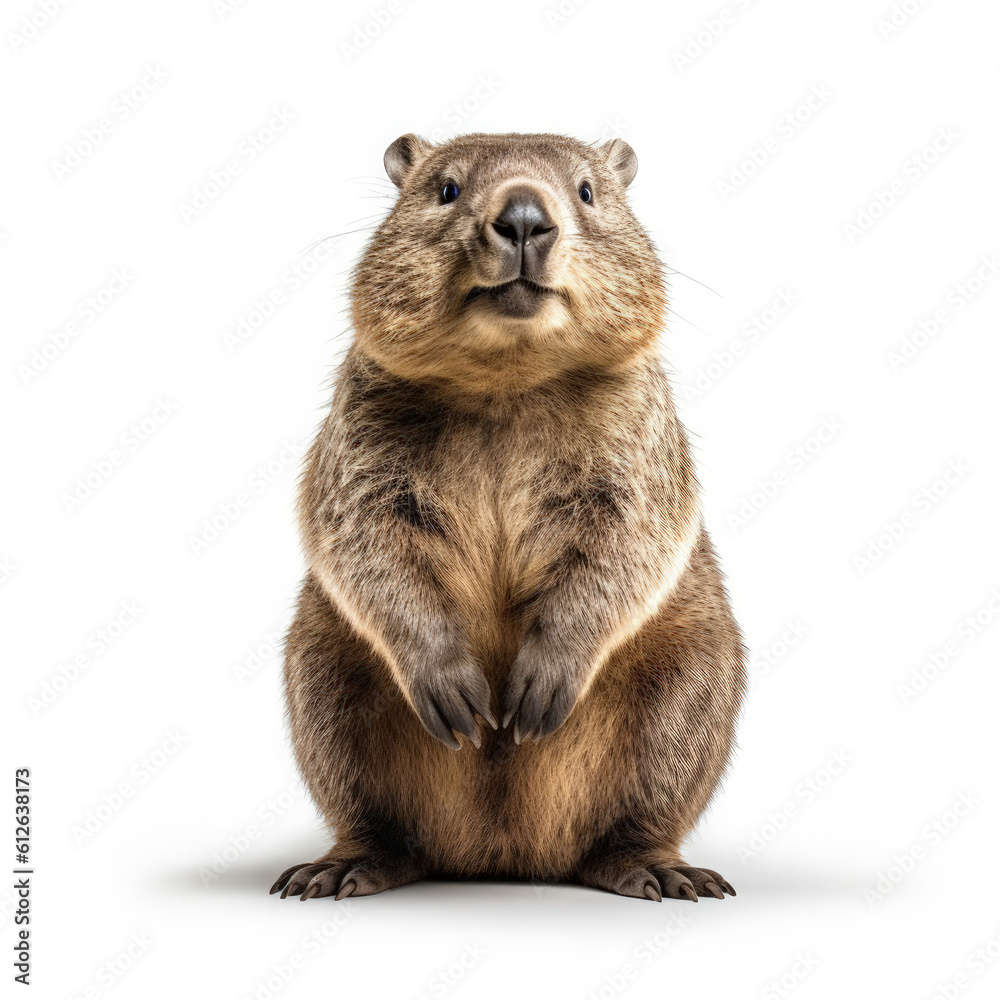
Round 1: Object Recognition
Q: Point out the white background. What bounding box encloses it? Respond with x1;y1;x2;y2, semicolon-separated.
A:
4;0;1000;997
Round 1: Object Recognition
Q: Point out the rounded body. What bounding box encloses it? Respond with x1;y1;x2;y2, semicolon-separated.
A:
273;133;746;903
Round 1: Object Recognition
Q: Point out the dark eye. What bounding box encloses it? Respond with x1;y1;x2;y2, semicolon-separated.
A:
579;182;593;203
441;181;460;203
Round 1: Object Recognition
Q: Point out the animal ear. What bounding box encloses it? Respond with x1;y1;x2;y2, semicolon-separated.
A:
384;133;435;188
598;138;638;189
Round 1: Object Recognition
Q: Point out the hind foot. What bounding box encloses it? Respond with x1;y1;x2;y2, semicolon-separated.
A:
577;855;736;902
270;848;424;900
652;865;736;901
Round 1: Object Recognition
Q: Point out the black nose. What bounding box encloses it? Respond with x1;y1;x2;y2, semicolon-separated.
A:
488;188;558;279
492;191;556;246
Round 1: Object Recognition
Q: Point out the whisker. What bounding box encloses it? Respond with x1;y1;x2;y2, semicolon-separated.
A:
344;175;396;187
299;235;342;255
330;224;379;238
667;310;710;336
665;266;721;297
298;217;386;255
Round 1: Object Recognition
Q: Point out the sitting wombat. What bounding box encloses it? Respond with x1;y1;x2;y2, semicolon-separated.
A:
272;132;745;903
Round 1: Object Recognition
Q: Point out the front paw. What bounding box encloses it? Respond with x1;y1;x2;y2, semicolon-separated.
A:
409;658;496;750
502;644;585;743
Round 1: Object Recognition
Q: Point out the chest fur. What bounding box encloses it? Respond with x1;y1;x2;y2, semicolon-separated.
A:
405;410;622;638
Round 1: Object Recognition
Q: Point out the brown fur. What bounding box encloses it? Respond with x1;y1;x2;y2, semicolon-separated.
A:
273;133;746;904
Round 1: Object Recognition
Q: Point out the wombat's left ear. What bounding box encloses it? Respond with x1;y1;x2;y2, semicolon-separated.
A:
598;138;638;188
384;133;435;188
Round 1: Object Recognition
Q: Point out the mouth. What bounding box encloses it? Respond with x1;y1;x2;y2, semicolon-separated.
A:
464;277;560;319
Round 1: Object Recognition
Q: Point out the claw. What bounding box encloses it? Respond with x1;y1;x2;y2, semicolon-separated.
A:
270;866;301;895
678;882;698;903
335;878;357;901
704;881;725;900
465;692;497;731
643;881;662;902
300;882;321;901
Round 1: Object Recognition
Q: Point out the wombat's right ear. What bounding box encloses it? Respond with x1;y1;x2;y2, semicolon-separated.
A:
384;134;434;188
598;138;639;189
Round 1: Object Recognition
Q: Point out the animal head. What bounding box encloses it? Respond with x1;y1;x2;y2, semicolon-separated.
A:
352;132;665;395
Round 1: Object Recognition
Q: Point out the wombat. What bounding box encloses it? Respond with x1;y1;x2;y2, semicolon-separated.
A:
271;132;745;903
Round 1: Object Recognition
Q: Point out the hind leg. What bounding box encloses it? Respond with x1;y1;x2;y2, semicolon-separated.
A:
274;574;430;900
576;532;745;902
575;831;736;902
271;832;425;900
